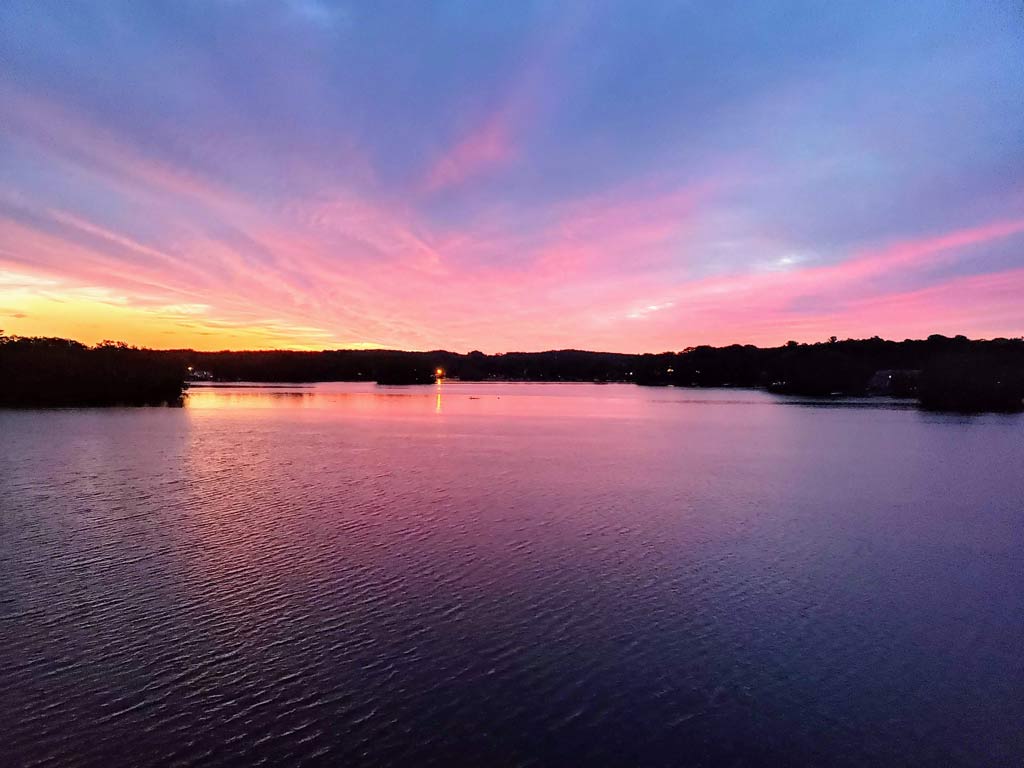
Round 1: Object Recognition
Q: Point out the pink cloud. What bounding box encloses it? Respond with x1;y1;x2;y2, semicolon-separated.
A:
530;180;719;279
616;216;1024;348
418;7;586;196
3;80;1021;353
422;114;515;193
807;217;1024;289
1;86;235;212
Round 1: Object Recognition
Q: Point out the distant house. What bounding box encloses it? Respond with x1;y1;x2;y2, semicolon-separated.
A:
867;369;920;396
186;366;214;381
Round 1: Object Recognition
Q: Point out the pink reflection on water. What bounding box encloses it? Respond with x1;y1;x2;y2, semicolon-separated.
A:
184;381;721;422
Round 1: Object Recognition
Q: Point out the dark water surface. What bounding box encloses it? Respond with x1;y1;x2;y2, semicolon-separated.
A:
2;383;1022;767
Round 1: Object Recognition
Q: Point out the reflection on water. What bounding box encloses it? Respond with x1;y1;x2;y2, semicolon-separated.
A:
1;383;1022;767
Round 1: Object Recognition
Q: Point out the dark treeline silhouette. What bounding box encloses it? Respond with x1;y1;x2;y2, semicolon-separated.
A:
2;332;1023;411
170;348;638;384
918;351;1024;412
0;335;185;406
172;336;1024;411
630;335;1024;412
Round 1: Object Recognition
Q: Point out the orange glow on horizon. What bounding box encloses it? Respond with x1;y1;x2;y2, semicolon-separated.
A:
0;289;388;351
3;212;1023;353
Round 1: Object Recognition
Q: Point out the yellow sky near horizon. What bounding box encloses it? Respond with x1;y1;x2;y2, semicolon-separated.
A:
0;289;387;351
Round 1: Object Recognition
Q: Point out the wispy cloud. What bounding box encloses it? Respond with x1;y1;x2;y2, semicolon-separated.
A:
1;2;1021;350
422;113;515;193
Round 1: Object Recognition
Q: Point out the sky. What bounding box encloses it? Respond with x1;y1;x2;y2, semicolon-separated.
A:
1;1;1022;352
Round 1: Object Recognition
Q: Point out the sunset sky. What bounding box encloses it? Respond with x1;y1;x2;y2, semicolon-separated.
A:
1;1;1022;352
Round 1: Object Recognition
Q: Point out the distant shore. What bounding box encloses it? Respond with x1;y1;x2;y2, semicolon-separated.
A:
2;333;1022;412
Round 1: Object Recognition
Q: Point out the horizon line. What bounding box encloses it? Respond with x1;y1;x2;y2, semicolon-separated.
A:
5;331;1021;357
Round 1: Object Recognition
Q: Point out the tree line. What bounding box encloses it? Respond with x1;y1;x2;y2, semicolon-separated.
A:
0;336;185;406
2;332;1022;412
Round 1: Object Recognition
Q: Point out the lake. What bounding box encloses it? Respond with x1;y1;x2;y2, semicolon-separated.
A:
1;382;1022;766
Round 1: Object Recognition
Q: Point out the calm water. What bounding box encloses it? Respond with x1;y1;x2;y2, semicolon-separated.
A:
1;383;1022;767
